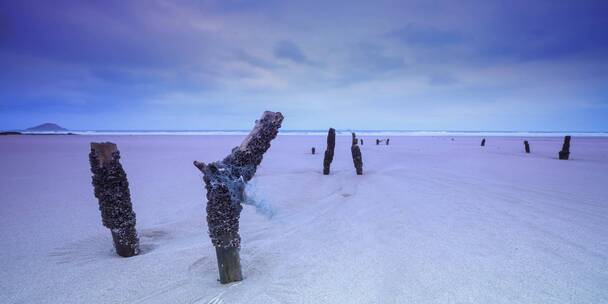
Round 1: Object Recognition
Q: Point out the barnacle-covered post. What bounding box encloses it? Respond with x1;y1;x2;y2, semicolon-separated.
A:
193;111;283;284
481;138;486;147
524;140;530;153
89;142;139;257
559;135;571;160
323;128;336;175
351;132;363;175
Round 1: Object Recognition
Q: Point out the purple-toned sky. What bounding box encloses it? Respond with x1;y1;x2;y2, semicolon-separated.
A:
1;0;607;131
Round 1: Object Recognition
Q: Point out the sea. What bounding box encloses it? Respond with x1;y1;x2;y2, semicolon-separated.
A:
19;130;608;137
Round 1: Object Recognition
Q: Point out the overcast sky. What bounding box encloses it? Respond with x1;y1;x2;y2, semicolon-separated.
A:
1;0;607;131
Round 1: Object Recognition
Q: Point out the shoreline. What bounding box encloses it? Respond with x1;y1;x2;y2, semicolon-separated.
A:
3;131;608;137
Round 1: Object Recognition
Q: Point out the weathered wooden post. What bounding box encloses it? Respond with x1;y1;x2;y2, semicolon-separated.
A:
481;138;486;146
312;147;315;154
351;132;363;175
351;132;358;146
376;139;380;145
89;142;139;258
559;135;571;160
360;138;363;145
386;138;390;145
323;128;336;175
524;140;530;153
193;111;283;284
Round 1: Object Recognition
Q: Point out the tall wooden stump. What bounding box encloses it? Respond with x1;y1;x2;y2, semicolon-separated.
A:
524;140;530;153
351;132;363;175
360;139;363;145
559;135;571;160
351;145;363;175
386;138;390;145
376;139;380;145
481;138;486;147
323;128;336;175
312;147;315;154
194;111;283;284
215;246;242;284
89;142;139;257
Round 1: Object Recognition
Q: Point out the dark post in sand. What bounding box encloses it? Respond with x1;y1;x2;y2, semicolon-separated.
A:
376;139;380;145
312;147;315;154
89;142;140;258
360;138;364;145
323;128;336;175
351;132;363;175
524;140;530;153
481;138;486;147
193;111;283;284
386;138;390;145
559;135;571;160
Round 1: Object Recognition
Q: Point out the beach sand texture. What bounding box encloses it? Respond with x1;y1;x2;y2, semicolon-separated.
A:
1;135;607;303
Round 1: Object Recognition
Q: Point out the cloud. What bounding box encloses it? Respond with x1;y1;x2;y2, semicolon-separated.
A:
0;0;607;131
428;74;459;86
273;40;315;65
234;50;280;70
387;24;463;48
351;43;405;73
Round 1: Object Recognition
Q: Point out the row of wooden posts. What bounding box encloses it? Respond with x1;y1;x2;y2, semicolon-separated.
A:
321;128;364;175
480;135;572;160
88;113;574;285
311;135;390;157
88;122;377;283
312;130;391;175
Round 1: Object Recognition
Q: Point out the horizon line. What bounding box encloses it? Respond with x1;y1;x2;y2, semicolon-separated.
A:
10;129;608;133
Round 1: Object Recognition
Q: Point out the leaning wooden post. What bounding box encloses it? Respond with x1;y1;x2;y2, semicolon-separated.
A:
481;138;486;146
193;111;283;284
524;140;530;153
351;132;363;175
386;138;390;145
89;142;139;257
376;139;380;145
323;128;336;175
559;135;571;160
312;147;315;154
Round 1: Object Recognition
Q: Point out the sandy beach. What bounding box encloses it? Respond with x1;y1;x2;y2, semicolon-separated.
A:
1;134;607;303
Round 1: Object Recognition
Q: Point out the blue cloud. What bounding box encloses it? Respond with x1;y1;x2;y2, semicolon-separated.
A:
273;40;314;65
234;50;280;70
428;74;458;86
0;0;607;131
387;24;463;47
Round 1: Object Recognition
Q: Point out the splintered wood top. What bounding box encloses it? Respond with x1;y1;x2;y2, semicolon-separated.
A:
91;142;118;167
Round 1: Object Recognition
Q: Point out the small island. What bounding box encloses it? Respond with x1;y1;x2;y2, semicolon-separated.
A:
25;123;68;132
1;123;74;135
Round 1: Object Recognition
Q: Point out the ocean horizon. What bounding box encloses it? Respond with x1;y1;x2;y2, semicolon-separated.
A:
13;129;608;137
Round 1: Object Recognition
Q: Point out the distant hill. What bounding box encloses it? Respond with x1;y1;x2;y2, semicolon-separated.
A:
25;123;68;132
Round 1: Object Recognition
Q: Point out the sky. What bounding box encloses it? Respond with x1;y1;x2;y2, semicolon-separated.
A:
1;0;607;131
